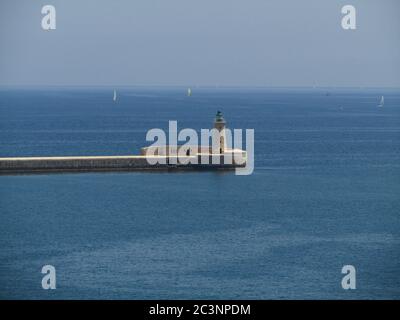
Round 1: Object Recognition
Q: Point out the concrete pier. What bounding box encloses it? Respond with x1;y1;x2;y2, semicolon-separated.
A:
0;153;245;174
0;112;248;175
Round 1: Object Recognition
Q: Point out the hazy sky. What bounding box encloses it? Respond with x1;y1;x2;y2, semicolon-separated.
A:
0;0;399;87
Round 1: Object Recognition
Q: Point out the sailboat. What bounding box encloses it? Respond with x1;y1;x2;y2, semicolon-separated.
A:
378;95;384;108
187;88;192;97
113;89;117;102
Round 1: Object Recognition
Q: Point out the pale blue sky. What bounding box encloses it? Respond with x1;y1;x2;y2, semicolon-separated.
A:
0;0;399;87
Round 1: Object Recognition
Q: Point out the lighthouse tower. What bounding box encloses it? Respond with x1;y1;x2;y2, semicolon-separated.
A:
213;111;227;154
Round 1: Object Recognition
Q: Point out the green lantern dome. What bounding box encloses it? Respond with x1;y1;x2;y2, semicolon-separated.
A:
215;111;225;123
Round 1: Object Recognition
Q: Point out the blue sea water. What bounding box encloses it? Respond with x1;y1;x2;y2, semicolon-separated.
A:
0;87;399;299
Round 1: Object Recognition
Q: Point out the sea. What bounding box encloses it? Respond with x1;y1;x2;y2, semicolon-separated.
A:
0;87;399;299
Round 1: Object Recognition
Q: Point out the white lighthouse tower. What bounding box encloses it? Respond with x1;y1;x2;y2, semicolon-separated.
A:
213;111;227;154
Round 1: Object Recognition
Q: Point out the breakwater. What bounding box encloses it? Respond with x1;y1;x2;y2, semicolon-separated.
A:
0;154;245;174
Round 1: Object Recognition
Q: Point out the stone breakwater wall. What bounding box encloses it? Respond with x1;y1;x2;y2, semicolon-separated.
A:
0;155;244;174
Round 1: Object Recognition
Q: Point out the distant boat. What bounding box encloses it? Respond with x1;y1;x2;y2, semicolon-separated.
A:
187;88;192;97
113;90;117;102
378;95;384;108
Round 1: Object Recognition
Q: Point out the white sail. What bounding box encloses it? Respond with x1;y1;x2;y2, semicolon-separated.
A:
378;95;384;107
187;88;192;97
113;90;117;102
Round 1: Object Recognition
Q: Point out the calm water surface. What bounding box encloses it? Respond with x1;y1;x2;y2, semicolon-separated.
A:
0;87;399;299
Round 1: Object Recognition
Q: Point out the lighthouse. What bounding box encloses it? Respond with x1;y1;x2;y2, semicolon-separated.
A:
213;111;227;154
